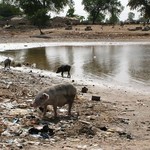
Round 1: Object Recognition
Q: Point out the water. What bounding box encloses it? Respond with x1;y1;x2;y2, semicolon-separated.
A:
0;43;150;91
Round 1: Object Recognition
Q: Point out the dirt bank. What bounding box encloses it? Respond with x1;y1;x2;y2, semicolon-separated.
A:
0;24;150;43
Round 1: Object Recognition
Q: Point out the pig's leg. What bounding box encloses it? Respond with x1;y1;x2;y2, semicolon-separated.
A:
53;105;57;118
43;105;47;117
61;71;64;77
67;71;71;78
8;63;10;68
68;101;73;116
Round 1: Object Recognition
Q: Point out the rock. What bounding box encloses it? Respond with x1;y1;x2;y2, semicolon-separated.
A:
142;26;150;31
65;25;72;30
118;131;133;140
85;26;92;31
77;144;87;149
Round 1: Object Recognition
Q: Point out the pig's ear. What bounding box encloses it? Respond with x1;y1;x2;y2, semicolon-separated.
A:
42;93;49;100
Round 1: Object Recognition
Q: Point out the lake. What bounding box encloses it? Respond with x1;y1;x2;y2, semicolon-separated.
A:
0;42;150;91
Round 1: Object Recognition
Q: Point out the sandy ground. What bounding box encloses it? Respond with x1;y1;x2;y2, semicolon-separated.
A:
0;24;150;43
0;25;150;150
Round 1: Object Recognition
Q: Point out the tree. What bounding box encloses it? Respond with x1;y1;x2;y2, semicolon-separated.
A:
128;12;135;22
82;0;123;24
66;1;75;17
82;0;109;24
66;6;75;17
128;0;150;22
0;2;21;18
108;0;124;24
11;0;72;33
88;12;105;23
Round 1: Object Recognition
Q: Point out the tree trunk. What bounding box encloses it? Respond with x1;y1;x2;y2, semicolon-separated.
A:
39;27;44;35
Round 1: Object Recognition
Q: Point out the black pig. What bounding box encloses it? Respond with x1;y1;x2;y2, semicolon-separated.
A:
56;64;71;77
4;58;11;69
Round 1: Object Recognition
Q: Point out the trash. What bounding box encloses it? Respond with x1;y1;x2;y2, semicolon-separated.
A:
28;128;39;134
81;87;88;93
99;126;108;131
9;108;29;116
118;131;133;140
91;96;101;101
40;132;49;139
79;125;96;136
28;125;54;139
0;122;7;134
77;145;87;149
40;125;54;136
13;118;20;124
1;102;15;109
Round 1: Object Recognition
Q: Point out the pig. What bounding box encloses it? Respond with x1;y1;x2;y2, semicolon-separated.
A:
56;64;71;78
4;58;11;69
32;83;77;118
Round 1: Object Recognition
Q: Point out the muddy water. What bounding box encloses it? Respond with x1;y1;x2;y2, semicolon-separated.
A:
0;44;150;90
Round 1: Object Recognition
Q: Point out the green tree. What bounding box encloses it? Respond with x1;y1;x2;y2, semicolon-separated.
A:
11;0;72;33
66;6;75;17
82;0;109;24
82;0;123;24
0;2;21;18
88;12;105;23
108;0;124;24
66;1;75;17
128;0;150;22
128;12;135;22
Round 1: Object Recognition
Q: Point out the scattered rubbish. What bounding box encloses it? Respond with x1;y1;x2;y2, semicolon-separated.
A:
81;87;88;93
99;126;108;131
28;125;54;139
91;96;101;101
118;118;130;124
118;131;133;140
79;125;96;136
28;128;39;134
0;65;145;149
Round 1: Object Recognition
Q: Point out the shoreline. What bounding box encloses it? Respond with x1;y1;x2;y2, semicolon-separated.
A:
1;65;150;95
0;40;150;51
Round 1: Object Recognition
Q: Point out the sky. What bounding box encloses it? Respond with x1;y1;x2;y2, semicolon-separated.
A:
53;0;140;21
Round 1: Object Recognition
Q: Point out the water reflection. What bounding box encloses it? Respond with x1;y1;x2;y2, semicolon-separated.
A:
0;44;150;89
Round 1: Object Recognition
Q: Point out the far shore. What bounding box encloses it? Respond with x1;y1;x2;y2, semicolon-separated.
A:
0;24;150;43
